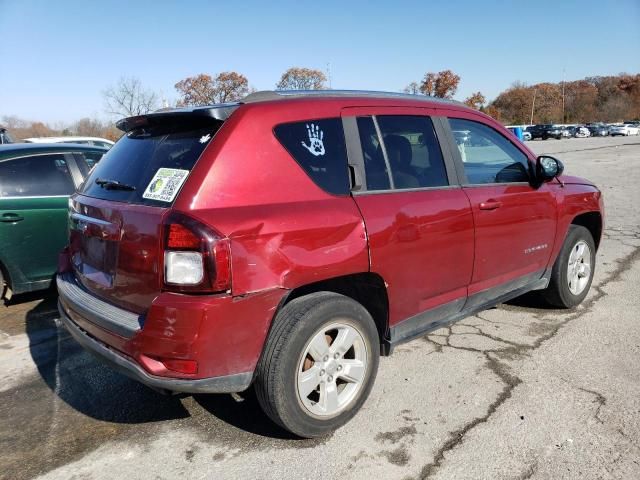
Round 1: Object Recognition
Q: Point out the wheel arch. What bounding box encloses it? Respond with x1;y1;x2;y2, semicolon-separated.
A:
281;272;391;355
0;259;11;299
571;211;602;250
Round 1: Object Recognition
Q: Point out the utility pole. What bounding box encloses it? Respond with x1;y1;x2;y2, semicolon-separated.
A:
326;62;332;89
561;67;566;124
530;88;537;125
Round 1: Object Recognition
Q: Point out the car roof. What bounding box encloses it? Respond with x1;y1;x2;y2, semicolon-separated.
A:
0;142;108;161
23;136;114;143
117;90;477;133
242;89;465;107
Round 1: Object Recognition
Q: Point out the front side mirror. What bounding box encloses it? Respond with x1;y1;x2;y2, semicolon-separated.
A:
536;155;564;182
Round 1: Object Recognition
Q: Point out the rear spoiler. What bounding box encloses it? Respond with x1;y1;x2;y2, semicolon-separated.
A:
116;104;239;132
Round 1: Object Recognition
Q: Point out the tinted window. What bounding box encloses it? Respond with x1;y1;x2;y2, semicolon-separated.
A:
81;121;222;205
449;118;530;184
0;154;75;197
274;118;349;195
356;117;389;191
74;151;105;176
377;116;448;189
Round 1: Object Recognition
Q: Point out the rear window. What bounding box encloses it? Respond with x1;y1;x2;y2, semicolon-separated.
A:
81;121;221;206
274;118;350;195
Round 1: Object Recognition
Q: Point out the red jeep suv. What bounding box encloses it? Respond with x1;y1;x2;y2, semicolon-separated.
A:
57;90;603;437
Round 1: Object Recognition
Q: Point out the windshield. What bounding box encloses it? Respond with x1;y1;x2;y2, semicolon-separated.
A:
81;120;222;206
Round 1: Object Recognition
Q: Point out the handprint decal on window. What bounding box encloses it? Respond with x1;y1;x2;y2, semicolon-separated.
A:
301;123;325;156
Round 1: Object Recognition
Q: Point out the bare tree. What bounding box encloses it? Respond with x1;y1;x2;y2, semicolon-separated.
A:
103;77;159;117
73;118;105;137
403;82;420;94
276;67;327;90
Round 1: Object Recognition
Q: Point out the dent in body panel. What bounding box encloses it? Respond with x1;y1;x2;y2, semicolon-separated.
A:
190;199;369;296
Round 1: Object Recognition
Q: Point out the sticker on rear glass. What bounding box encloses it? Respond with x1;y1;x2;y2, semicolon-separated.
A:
301;123;325;156
142;168;190;202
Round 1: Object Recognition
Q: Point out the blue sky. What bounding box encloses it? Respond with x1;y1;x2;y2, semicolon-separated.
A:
1;0;639;124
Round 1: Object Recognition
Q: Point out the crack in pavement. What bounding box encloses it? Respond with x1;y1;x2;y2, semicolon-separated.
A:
415;242;640;479
516;461;538;480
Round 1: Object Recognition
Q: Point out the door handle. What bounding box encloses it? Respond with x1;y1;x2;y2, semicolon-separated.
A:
479;200;503;211
1;213;24;222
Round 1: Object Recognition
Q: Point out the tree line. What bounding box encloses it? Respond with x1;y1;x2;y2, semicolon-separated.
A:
3;68;638;141
490;74;640;124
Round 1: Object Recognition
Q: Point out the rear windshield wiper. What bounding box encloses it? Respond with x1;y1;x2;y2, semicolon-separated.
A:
95;178;136;191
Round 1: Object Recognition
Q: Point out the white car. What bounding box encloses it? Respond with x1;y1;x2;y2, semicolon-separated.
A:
23;136;114;148
573;126;591;138
609;125;640;136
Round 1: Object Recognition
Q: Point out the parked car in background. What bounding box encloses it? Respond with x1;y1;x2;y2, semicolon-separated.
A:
526;124;552;140
0;143;107;299
543;125;563;140
0;127;15;144
24;136;114;149
571;126;591;138
522;130;532;141
506;126;527;142
610;124;640;136
588;125;609;137
57;90;603;438
560;126;572;138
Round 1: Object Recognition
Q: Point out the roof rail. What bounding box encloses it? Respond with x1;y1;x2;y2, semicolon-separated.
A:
242;89;465;107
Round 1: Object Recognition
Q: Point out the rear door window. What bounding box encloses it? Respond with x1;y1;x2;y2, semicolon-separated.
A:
81;122;222;206
356;117;390;191
376;115;448;189
274;118;350;195
0;154;76;197
355;115;449;191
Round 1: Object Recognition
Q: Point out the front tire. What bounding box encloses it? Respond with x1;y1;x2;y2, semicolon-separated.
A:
255;292;380;438
542;225;596;308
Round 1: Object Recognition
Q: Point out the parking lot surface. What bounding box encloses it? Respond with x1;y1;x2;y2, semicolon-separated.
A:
1;135;639;480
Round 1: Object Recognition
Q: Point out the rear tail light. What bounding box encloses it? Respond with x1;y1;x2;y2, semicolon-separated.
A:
162;212;231;293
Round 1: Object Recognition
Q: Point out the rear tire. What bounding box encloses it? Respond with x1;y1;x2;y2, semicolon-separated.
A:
255;292;380;438
0;268;5;300
542;225;596;308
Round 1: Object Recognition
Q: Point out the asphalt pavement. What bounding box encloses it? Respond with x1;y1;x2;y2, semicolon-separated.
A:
1;135;639;480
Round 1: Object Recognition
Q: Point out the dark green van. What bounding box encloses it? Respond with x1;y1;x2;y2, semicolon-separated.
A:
0;143;107;299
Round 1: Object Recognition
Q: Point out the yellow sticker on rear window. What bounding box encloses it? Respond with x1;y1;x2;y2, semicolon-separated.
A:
142;168;190;202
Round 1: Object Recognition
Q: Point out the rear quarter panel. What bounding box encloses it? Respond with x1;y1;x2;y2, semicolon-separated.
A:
174;102;370;295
